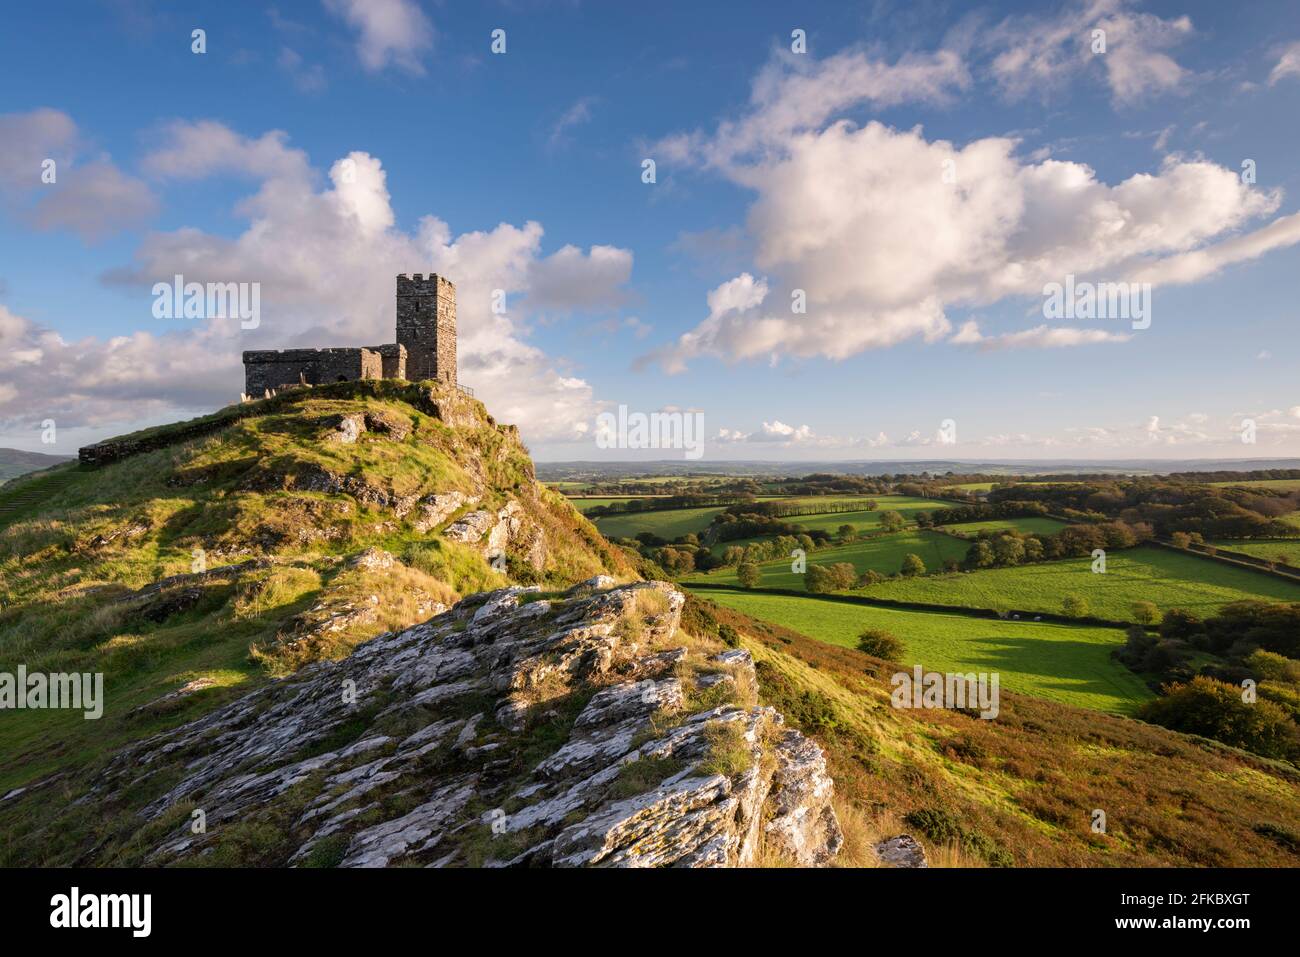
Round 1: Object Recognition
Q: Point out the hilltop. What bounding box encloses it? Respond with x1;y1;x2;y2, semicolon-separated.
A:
0;381;847;867
0;381;633;793
1;380;1298;868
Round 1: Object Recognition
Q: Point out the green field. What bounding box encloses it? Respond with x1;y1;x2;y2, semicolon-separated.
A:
567;496;670;512
592;505;727;540
1209;540;1300;566
690;530;970;587
590;494;947;543
942;517;1067;536
1210;478;1300;491
865;545;1300;620
695;589;1151;713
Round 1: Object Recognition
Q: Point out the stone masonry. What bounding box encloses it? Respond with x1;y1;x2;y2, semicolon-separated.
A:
243;274;456;395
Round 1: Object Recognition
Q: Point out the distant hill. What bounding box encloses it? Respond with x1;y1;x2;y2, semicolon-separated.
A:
537;458;1300;483
0;448;73;484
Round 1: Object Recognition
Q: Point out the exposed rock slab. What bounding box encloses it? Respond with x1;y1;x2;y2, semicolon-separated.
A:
88;581;843;868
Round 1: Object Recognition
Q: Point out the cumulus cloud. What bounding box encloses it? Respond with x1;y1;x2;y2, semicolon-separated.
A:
324;0;433;74
0;304;242;429
1;122;632;444
647;48;1296;373
0;108;156;242
142;120;312;181
656;47;968;172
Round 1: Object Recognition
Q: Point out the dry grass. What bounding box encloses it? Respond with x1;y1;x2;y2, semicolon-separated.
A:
687;593;1300;868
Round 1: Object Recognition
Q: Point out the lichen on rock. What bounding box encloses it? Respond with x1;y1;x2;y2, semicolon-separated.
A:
90;579;843;868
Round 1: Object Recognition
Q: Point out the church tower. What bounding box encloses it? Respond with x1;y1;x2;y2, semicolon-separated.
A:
395;274;457;385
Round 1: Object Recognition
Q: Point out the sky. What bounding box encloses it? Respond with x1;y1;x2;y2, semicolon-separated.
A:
0;0;1298;463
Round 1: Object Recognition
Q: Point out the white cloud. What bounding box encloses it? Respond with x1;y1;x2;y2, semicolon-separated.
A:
278;47;327;93
987;0;1193;105
754;420;815;442
548;97;598;149
656;47;968;173
0;108;77;196
647;48;1295;373
324;0;433;74
0;109;156;242
953;321;1132;350
1269;41;1300;85
142;120;312;181
2;122;632;445
28;161;157;242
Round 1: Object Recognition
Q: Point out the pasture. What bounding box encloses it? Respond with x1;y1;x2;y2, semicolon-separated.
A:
693;588;1150;713
690;530;970;586
1208;540;1300;566
865;545;1300;620
592;505;726;540
1210;478;1300;491
941;517;1067;536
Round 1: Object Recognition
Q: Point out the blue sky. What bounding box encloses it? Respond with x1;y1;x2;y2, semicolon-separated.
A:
0;0;1298;461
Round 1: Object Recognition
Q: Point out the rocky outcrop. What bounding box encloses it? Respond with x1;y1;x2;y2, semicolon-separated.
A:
89;580;842;868
445;499;547;571
412;491;479;533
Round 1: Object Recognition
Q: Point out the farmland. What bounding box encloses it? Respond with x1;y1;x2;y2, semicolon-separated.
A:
1210;478;1300;491
941;517;1067;536
589;493;947;543
864;545;1300;620
591;505;728;540
696;588;1151;713
1208;539;1300;566
689;530;970;587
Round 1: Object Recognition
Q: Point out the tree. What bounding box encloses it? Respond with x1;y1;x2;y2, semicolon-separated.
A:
828;562;858;589
966;540;995;568
879;510;904;532
805;564;835;593
1136;677;1297;760
858;569;886;588
993;535;1026;566
913;510;933;528
1062;594;1089;618
857;628;906;662
1170;531;1193;548
837;523;857;542
901;553;926;577
737;562;762;589
1159;608;1203;641
1131;601;1160;626
1023;536;1045;562
1246;649;1300;684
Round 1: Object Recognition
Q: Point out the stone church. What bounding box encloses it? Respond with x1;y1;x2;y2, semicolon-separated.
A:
242;274;457;395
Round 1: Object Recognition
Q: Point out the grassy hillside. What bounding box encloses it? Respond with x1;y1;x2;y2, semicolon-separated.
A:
0;380;633;795
692;588;1149;713
688;597;1300;867
864;546;1300;620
